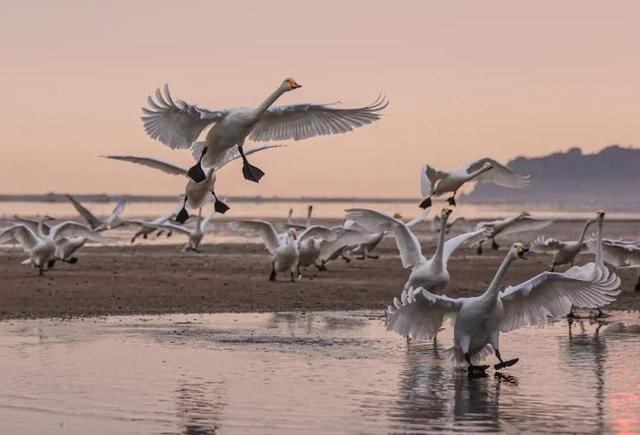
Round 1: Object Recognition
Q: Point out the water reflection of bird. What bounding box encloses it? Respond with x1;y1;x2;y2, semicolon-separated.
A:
175;378;225;435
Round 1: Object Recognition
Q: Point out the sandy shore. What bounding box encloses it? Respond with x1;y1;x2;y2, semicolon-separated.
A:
1;219;638;319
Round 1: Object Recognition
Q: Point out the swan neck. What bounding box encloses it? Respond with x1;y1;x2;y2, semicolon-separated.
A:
485;252;515;299
576;220;592;245
253;86;286;118
466;165;491;181
595;219;604;267
432;215;449;267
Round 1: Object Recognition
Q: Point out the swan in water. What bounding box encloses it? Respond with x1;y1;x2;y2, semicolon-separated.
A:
473;212;552;254
148;207;215;253
104;144;282;223
142;79;387;184
66;194;127;231
530;217;595;271
387;243;620;375
11;216;90;267
229;221;300;281
346;208;484;293
419;158;530;209
0;219;104;274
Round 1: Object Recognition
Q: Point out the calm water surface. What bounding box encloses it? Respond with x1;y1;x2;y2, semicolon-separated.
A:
0;311;639;434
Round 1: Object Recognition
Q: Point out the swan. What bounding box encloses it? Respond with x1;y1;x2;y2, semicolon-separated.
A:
345;208;484;294
530;217;595;271
286;205;314;230
147;207;215;253
122;209;178;243
0;219;104;274
104;144;283;224
142;80;387;184
295;225;336;274
387;243;620;374
419;158;530;209
316;226;373;269
473;212;552;254
65;194;127;231
229;221;300;281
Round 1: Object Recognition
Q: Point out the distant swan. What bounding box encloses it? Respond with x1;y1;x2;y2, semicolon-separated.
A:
142;79;387;184
66;194;126;231
473;212;552;254
530;217;595;271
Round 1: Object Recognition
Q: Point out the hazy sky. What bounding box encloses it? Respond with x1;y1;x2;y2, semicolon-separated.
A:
2;0;639;197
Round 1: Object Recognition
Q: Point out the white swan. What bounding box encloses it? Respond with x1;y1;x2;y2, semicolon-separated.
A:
296;225;336;274
142;79;387;184
419;158;530;209
530;217;595;271
0;219;104;274
473;212;552;254
286;205;314;230
430;215;468;235
122;209;178;243
387;243;620;374
66;194;126;231
345;208;484;293
229;221;299;281
10;216;88;267
316;226;373;268
148;207;215;253
104;144;282;223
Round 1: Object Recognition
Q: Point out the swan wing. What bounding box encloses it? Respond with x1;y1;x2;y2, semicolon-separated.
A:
298;225;332;243
387;287;462;340
500;218;553;236
147;222;193;236
464;158;530;189
406;209;429;228
50;221;106;243
318;228;367;261
0;225;39;251
442;229;486;263
107;200;127;223
248;97;388;142
529;236;565;254
141;84;227;149
229;220;280;254
211;144;286;170
586;239;640;269
421;165;447;197
345;208;423;268
500;263;620;332
103;155;188;176
65;194;101;229
11;217;52;236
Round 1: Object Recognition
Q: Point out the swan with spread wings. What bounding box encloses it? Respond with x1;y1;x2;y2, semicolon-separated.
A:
142;79;387;184
387;243;620;375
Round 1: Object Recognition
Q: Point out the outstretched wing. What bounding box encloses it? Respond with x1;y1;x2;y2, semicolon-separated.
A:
529;236;566;254
345;208;424;268
464;158;530;189
103;155;187;176
50;221;106;243
229;220;281;254
11;216;52;236
65;194;101;229
108;200;127;222
298;225;332;243
387;287;462;340
586;239;640;269
442;229;486;263
420;165;447;197
249;97;388;142
500;263;620;332
0;225;40;251
141;84;227;149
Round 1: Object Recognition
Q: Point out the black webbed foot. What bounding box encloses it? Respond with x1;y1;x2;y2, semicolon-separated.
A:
66;257;79;264
269;270;277;281
175;207;190;224
214;199;230;214
447;196;457;206
491;240;500;250
467;365;489;378
242;162;265;183
419;197;432;209
47;259;56;269
187;163;207;183
367;255;379;260
494;358;519;371
477;245;484;255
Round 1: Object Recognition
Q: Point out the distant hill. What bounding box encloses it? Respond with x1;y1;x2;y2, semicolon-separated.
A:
465;145;640;208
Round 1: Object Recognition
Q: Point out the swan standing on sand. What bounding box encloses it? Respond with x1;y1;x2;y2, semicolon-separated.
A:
388;243;620;375
474;212;552;254
142;79;387;184
230;221;300;282
419;158;530;209
66;194;127;231
0;220;104;275
346;208;484;293
104;144;282;223
530;217;595;271
149;207;215;253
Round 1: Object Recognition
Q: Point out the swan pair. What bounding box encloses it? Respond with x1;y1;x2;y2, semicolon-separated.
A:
387;243;620;375
419;158;530;209
104;144;282;224
142;79;387;185
0;218;104;274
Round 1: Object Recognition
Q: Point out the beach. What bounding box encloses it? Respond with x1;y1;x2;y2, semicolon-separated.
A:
1;219;638;319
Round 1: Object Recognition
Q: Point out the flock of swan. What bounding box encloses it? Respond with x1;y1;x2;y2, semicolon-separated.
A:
2;77;639;375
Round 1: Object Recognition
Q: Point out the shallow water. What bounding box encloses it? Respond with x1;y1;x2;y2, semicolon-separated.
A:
0;311;639;434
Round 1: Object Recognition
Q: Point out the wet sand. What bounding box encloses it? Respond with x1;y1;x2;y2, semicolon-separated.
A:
0;219;639;319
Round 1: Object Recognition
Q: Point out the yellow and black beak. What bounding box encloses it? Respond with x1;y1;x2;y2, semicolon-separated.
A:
517;245;529;260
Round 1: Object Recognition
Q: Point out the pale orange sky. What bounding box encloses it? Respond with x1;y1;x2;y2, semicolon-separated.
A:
1;0;639;197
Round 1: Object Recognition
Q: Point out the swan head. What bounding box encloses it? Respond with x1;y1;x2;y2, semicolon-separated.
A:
282;78;302;92
392;212;403;219
596;209;605;221
482;162;494;170
441;208;453;219
512;242;529;260
519;211;531;218
288;228;298;241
